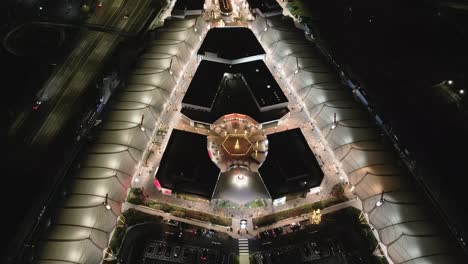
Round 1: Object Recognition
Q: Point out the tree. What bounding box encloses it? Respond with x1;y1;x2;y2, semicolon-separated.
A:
308;209;322;225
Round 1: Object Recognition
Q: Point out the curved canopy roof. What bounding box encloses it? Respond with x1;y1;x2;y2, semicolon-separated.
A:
35;17;207;264
250;15;465;264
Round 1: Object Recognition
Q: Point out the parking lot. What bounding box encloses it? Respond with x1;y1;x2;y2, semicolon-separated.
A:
250;237;338;264
119;219;237;264
249;209;378;264
143;240;226;264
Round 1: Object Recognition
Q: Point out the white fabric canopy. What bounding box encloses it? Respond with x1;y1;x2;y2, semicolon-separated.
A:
35;17;207;264
250;15;463;264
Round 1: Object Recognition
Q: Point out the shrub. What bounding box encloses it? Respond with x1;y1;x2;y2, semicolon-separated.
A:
176;193;206;202
109;226;125;253
246;199;265;208
171;210;185;218
144;201;231;226
123;208;162;226
127;188;145;205
253;198;342;227
330;183;348;201
160;204;173;213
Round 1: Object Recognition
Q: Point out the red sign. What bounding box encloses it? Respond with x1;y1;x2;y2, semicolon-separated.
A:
153;179;162;190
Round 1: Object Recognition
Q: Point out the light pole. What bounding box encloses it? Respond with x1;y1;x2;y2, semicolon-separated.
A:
375;191;385;207
139;115;145;131
294;57;299;74
169;58;173;75
103;193;112;210
330;113;337;130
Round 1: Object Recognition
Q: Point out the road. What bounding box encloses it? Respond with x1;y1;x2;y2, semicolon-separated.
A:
8;0;158;149
2;1;164;262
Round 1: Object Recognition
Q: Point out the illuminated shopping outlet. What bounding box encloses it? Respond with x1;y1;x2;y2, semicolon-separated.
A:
34;1;465;264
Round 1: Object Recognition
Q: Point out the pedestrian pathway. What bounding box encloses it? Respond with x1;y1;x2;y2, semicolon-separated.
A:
123;202;239;237
238;238;250;264
250;199;361;236
122;198;361;241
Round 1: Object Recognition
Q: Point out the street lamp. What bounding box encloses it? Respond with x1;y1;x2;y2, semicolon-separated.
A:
447;80;453;85
294;57;299;74
330;113;337;130
103;193;112;210
169;58;173;75
459;89;464;95
375;191;385;207
139;115;145;131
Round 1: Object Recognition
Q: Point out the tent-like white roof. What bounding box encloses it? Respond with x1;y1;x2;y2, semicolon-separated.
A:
35;17;207;264
250;15;464;263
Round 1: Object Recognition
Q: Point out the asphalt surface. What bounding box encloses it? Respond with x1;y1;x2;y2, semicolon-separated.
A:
9;0;155;149
118;222;238;264
249;209;376;264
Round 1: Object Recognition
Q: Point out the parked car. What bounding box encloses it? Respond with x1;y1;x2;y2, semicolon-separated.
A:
167;219;180;226
273;227;283;235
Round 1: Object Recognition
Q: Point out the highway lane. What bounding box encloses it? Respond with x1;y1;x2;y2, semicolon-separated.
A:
30;0;156;146
8;0;129;139
10;0;157;148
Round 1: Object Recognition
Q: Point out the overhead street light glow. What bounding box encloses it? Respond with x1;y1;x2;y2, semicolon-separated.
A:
331;113;337;130
375;199;384;207
103;193;112;210
376;191;385;207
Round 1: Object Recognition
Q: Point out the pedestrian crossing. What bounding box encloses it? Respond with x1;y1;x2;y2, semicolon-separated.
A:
238;238;249;256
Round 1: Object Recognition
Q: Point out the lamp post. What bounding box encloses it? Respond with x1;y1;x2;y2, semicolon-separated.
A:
169;58;173;75
294;57;299;74
103;193;112;210
139;115;145;131
375;191;385;207
330;113;337;130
